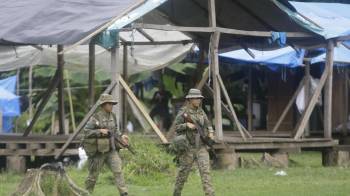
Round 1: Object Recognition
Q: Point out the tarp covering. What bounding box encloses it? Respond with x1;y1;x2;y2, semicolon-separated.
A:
0;29;193;74
219;47;305;71
154;0;324;49
0;76;20;133
290;2;350;39
0;0;145;45
311;44;350;66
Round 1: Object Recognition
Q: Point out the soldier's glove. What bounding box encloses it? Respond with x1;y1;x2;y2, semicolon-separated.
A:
208;132;214;140
99;128;109;136
121;134;129;146
186;122;196;130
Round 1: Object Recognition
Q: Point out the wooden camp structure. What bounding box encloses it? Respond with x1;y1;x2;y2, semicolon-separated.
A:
0;0;349;171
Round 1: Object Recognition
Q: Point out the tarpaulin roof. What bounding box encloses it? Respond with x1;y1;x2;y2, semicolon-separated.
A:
151;0;325;49
0;28;193;74
0;0;335;49
290;2;350;39
311;44;350;66
219;47;305;71
0;0;145;45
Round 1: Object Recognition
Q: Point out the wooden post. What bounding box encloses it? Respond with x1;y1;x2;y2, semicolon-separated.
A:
28;64;33;121
55;82;117;159
210;32;223;140
208;0;223;140
343;69;349;136
247;66;253;131
110;46;120;131
88;42;95;108
208;0;216;28
57;45;65;135
304;63;311;136
122;44;128;131
324;40;335;139
65;70;76;131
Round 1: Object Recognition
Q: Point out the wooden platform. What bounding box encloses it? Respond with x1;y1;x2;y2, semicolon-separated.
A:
0;134;81;156
216;136;338;152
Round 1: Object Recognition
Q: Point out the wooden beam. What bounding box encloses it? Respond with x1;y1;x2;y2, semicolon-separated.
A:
59;0;146;54
88;43;95;108
304;63;311;136
119;77;168;144
247;66;253;131
55;82;117;159
136;28;154;42
110;46;120;131
208;0;216;27
122;45;128;131
132;23;313;38
57;45;65;134
337;35;350;42
272;77;306;133
294;60;331;139
28;65;33;121
210;31;223;140
121;40;193;46
343;69;349;136
23;70;60;136
324;40;335;139
217;75;246;140
65;70;76;131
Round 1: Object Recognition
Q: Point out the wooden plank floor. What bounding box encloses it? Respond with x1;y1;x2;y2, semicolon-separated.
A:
0;134;81;156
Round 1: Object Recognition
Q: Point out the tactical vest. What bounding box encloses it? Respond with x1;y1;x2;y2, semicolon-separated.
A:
82;112;117;156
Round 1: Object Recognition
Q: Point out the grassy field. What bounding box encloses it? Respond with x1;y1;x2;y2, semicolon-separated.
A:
1;152;349;196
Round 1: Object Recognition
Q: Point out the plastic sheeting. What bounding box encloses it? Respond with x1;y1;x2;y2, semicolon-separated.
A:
219;47;305;71
290;2;350;39
0;76;20;133
0;0;145;45
296;77;322;114
0;40;193;74
311;44;350;66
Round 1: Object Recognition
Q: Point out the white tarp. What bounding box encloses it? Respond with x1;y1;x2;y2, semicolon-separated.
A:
0;30;193;74
296;77;322;114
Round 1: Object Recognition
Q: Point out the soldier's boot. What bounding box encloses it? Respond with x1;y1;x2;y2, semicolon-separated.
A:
85;178;97;193
120;192;128;196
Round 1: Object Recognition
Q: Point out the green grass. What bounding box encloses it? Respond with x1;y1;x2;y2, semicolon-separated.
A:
59;153;350;196
1;149;350;195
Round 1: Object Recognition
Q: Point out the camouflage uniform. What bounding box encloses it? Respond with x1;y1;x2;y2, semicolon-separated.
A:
173;89;215;196
82;94;128;195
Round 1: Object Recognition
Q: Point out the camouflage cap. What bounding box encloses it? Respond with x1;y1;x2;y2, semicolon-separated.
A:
185;88;204;99
99;94;117;106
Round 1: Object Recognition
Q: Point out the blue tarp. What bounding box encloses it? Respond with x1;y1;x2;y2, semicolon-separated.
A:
219;2;350;70
290;2;350;39
0;76;20;133
219;47;305;71
311;44;350;66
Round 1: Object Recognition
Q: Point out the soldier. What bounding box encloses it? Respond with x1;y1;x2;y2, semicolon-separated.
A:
172;88;215;196
82;94;129;196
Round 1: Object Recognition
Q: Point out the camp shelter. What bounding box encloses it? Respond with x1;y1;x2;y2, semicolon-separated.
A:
0;0;349;171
